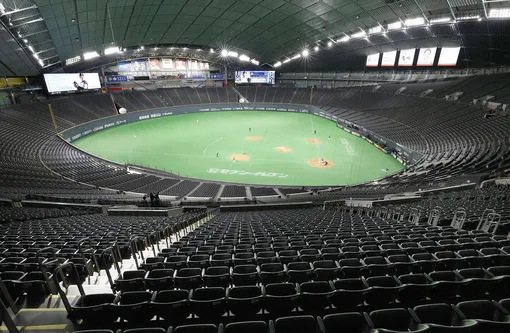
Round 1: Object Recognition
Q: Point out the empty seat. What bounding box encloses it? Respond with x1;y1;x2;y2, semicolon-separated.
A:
114;291;152;323
145;269;174;291
173;324;218;333
264;283;298;315
330;278;367;309
456;300;510;333
151;289;190;322
318;312;366;333
369;308;428;332
365;276;400;307
190;287;226;319
203;266;231;288
114;270;146;292
313;260;340;281
363;256;391;277
299;281;333;312
175;268;203;290
339;258;366;278
232;264;259;286
287;262;314;283
397;273;432;305
224;321;268;333
273;315;318;333
413;303;478;333
260;263;288;285
227;285;264;317
428;270;464;302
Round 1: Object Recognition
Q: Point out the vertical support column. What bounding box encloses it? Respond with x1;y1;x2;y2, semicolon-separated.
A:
309;86;313;105
48;104;58;133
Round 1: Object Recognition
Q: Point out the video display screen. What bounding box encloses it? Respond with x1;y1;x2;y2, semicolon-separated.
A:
235;71;275;84
417;47;437;66
438;47;461;66
366;53;380;67
398;49;415;66
44;73;101;94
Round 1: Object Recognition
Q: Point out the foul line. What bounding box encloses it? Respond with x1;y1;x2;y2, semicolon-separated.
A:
202;137;224;157
309;114;321;162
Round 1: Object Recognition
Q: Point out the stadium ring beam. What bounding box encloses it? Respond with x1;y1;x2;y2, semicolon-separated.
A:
63;103;408;187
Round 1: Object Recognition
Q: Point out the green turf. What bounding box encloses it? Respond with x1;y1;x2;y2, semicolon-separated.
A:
72;111;404;186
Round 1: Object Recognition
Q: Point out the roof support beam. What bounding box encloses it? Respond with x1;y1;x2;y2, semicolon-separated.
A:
0;5;37;17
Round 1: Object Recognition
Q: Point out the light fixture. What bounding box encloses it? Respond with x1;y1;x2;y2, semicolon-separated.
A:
405;17;425;26
302;49;309;57
65;55;81;66
228;51;238;57
274;61;282;67
83;51;100;60
337;35;350;43
314;45;319;51
221;49;228;56
478;17;482;21
283;58;291;63
140;46;144;50
250;59;259;65
351;30;367;39
210;48;214;53
28;45;34;52
182;47;188;50
327;41;333;47
23;39;28;43
291;54;301;60
388;21;402;30
368;26;382;34
197;48;202;51
430;17;451;24
489;8;510;18
32;53;39;59
38;59;43;66
457;15;480;20
104;46;120;55
71;18;76;22
239;54;250;61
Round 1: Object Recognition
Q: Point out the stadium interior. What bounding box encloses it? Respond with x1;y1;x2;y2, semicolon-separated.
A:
1;0;510;332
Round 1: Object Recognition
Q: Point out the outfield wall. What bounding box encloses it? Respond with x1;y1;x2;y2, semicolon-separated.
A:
60;103;310;142
60;103;423;166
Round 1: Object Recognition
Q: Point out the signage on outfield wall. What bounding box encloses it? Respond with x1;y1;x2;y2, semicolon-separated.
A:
106;75;128;83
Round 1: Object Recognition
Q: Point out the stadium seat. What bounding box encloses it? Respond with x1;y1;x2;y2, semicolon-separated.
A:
175;268;203;290
412;303;478;333
455;300;510;333
189;287;226;319
227;285;264;317
287;262;315;283
299;281;333;312
272;315;318;333
330;278;368;308
172;324;219;333
151;289;190;322
232;264;259;286
259;263;288;284
145;269;175;291
365;276;400;307
397;273;432;305
368;308;429;333
203;266;231;288
113;291;153;323
318;313;366;333
264;283;299;315
224;321;269;333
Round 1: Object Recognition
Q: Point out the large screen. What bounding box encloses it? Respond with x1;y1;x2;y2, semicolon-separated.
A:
235;71;275;84
44;73;101;94
366;53;380;67
398;49;415;66
381;51;397;67
438;47;461;66
417;47;437;66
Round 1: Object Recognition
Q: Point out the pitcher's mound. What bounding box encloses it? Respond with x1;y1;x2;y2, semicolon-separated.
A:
306;138;321;144
231;154;249;161
308;158;334;168
246;136;262;141
275;146;292;152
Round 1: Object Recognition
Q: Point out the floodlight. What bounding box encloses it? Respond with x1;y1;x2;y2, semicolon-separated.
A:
458;15;480;20
291;54;301;60
351;31;366;39
250;59;259;65
489;8;510;18
104;46;119;55
314;45;319;51
239;54;250;61
405;17;425;26
368;26;382;34
210;48;214;53
327;41;333;47
337;36;350;43
430;17;451;24
83;51;100;60
302;49;309;57
140;46;144;50
274;61;282;67
228;51;238;57
23;39;28;43
38;59;43;66
32;53;39;59
221;49;228;56
28;45;34;52
388;21;402;30
283;58;291;63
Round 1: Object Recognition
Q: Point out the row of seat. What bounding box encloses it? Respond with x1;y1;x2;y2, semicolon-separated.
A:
73;298;510;333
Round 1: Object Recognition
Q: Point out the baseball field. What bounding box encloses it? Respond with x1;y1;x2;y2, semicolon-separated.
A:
72;111;404;186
